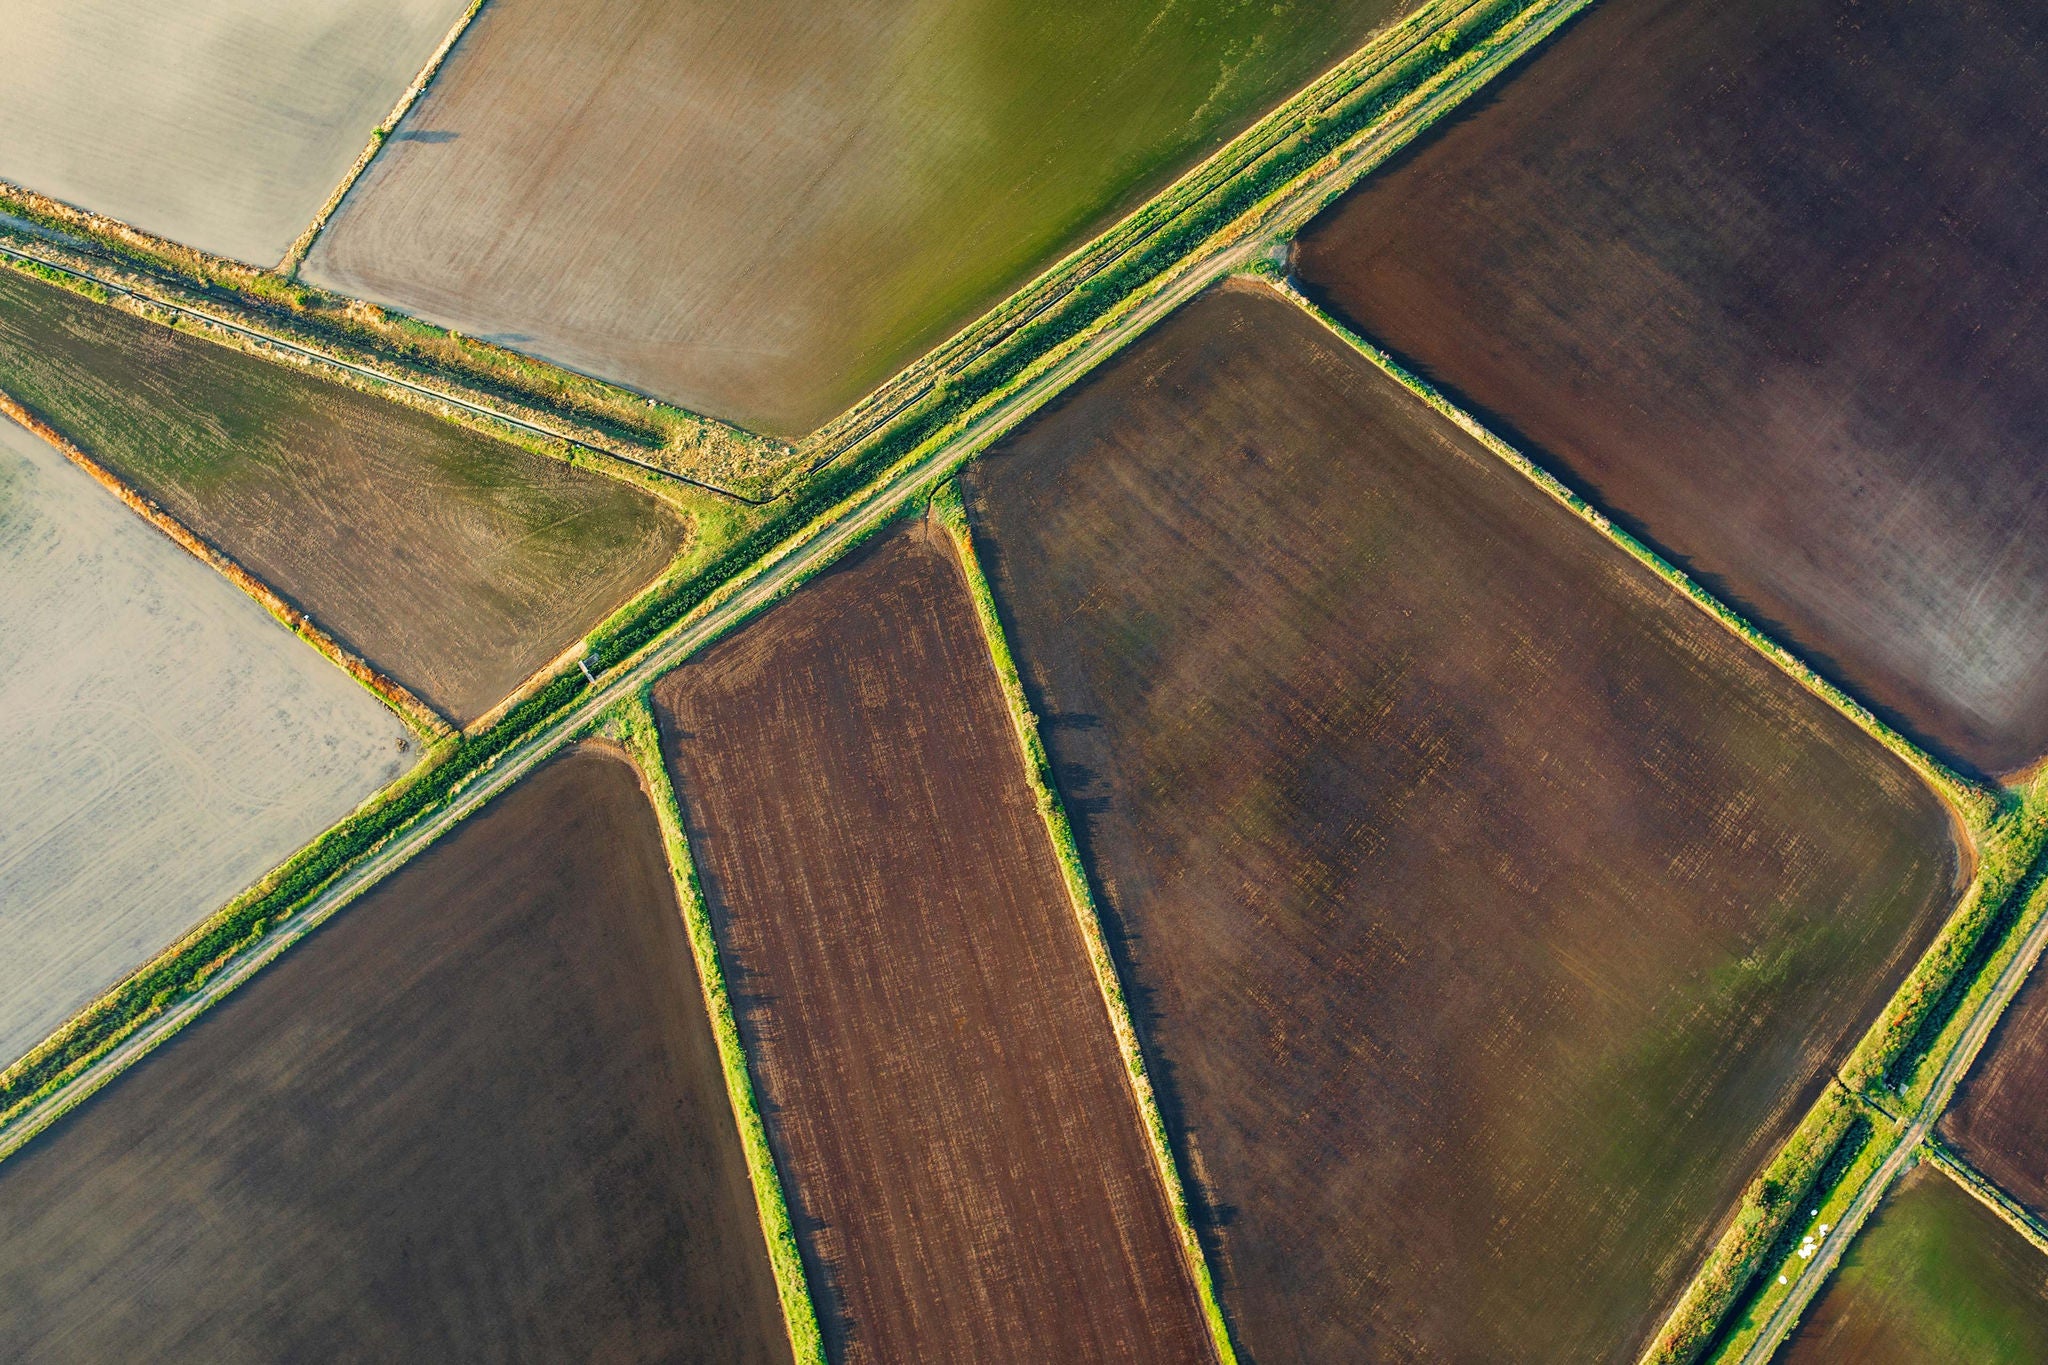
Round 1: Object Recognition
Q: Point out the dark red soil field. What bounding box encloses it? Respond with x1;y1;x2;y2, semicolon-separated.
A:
0;268;685;723
0;749;789;1364
1940;950;2048;1219
1295;0;2048;777
652;527;1210;1364
960;284;1961;1363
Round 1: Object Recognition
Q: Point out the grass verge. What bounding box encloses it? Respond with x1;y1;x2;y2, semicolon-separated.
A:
0;182;790;494
602;694;826;1365
930;481;1240;1364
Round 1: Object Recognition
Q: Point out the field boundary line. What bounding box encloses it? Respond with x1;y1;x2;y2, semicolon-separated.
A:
1262;276;1992;830
0;0;1582;1173
0;240;766;505
278;0;490;277
1261;275;2048;1365
0;186;790;498
0;385;449;741
929;482;1238;1365
603;698;827;1365
1925;1138;2048;1257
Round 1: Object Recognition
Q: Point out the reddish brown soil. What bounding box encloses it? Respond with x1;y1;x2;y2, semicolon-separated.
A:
1296;0;2048;777
961;284;1961;1363
1940;954;2048;1218
0;749;789;1364
652;526;1211;1364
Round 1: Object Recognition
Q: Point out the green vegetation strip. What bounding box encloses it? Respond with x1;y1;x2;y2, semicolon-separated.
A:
0;180;788;494
0;0;1582;1171
1264;278;2048;1364
930;482;1239;1364
1925;1139;2048;1258
604;695;826;1365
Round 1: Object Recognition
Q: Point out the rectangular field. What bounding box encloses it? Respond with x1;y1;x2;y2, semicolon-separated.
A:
0;748;790;1363
1938;952;2048;1218
0;0;470;263
1294;0;2048;777
0;413;406;1068
652;527;1210;1362
1779;1164;2048;1364
960;284;1963;1362
0;267;686;724
306;0;1416;435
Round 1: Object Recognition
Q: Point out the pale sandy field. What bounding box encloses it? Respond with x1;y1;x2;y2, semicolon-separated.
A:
0;0;470;263
0;416;407;1067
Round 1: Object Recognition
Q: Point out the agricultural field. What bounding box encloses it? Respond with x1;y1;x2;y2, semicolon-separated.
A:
652;527;1211;1362
305;0;1418;436
1939;952;2048;1219
1294;0;2048;779
0;267;686;724
960;285;1961;1362
1778;1164;2048;1364
0;0;470;264
0;413;405;1069
0;749;789;1363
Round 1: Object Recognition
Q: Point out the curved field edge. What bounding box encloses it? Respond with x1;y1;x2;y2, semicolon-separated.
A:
0;181;788;495
1255;277;2047;1365
596;696;826;1365
929;482;1237;1364
0;0;1590;1175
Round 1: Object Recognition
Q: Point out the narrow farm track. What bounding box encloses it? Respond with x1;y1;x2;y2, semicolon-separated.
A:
0;0;1587;1165
1737;869;2048;1364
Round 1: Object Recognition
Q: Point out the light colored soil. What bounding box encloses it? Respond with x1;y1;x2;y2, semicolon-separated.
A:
305;0;1413;435
0;0;470;265
0;415;406;1068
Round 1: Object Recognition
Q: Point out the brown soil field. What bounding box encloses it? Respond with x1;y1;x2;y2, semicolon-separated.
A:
1294;0;2048;778
960;285;1962;1363
0;267;684;724
0;749;790;1364
652;527;1211;1363
1780;1164;2048;1365
304;0;1412;436
1939;952;2048;1218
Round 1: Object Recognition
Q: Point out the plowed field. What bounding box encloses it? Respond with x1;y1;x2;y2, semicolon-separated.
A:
652;527;1210;1363
0;749;789;1364
306;0;1415;435
0;0;470;263
1939;954;2048;1219
960;285;1961;1362
1296;0;2048;777
1779;1165;2048;1365
0;268;684;723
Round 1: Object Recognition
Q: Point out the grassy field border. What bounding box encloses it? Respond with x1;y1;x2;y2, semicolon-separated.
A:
0;0;1584;1172
1260;277;2048;1364
602;694;826;1365
278;0;489;277
0;181;789;494
929;481;1239;1364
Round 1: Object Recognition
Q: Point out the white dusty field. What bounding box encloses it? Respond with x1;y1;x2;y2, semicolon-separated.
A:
0;416;407;1067
0;0;470;264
